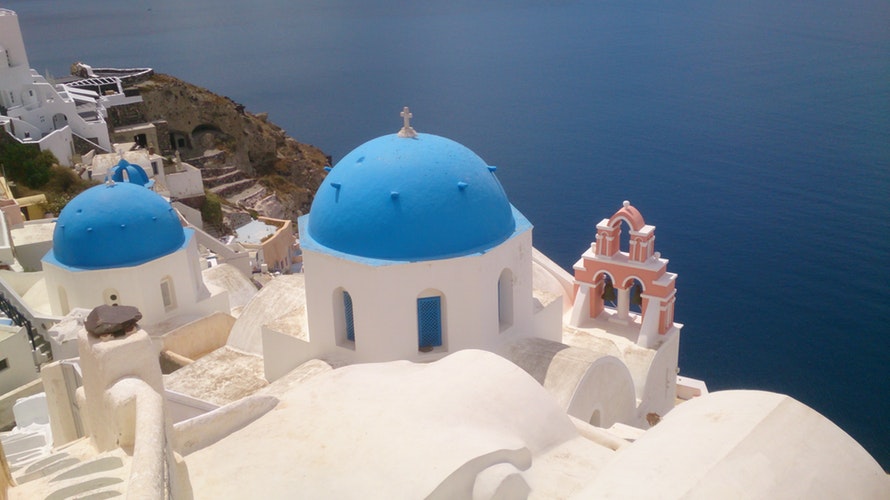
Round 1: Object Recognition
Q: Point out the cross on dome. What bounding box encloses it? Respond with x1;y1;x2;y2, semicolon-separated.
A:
398;106;418;138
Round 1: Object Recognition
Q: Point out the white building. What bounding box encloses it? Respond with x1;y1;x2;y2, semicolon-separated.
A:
90;150;205;202
0;9;112;165
1;112;886;499
287;132;540;362
0;322;38;396
236;114;676;429
41;181;229;329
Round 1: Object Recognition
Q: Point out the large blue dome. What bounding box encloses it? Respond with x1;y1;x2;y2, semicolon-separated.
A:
46;182;186;270
306;133;516;261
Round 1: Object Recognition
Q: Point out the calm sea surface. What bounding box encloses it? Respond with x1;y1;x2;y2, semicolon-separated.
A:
5;0;889;468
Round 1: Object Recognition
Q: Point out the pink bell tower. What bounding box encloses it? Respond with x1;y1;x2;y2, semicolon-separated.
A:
569;201;679;348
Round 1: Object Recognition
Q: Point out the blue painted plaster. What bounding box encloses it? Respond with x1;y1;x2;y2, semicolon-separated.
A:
44;182;187;270
109;159;153;188
300;203;532;267
306;133;517;261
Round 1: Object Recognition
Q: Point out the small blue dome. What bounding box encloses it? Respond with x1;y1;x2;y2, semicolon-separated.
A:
47;182;186;269
109;159;152;187
307;133;516;260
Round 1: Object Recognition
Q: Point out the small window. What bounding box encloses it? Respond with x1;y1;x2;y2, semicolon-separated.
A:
0;358;7;371
104;289;120;306
498;269;514;332
343;291;355;342
161;277;176;311
334;288;355;349
417;296;442;352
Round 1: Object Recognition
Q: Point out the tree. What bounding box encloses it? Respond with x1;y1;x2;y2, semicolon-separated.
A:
0;139;56;189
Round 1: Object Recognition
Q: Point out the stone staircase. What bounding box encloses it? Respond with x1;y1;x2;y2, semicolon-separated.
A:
190;154;265;201
211;178;258;198
201;166;247;189
2;428;129;499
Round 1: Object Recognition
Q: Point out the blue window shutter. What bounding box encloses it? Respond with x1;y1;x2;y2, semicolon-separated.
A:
343;291;355;341
417;296;442;348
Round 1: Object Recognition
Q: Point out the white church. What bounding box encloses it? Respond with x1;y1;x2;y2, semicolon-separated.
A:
0;7;884;489
0;107;884;499
41;179;228;326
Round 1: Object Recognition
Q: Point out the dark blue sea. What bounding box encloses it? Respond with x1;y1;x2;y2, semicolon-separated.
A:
5;0;888;468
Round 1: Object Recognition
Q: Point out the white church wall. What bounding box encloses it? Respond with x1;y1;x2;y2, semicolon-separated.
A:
565;355;638;428
499;338;638;428
532;296;563;343
635;330;680;426
300;228;534;369
43;237;223;328
262;327;323;382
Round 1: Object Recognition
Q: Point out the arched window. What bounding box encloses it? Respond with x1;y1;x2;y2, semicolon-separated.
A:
627;278;644;315
333;288;355;348
343;291;355;342
417;291;444;352
600;274;617;307
160;276;176;311
498;268;514;332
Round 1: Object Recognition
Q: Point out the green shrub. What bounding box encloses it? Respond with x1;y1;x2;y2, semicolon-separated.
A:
201;190;223;229
0;140;56;189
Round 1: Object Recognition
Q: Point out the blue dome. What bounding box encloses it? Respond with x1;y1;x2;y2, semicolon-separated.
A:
307;133;516;261
109;159;152;187
47;182;186;269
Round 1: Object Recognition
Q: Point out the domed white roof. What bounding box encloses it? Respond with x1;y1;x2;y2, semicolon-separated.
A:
44;182;185;270
306;133;516;261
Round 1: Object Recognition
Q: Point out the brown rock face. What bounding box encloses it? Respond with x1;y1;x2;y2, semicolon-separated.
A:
109;73;329;218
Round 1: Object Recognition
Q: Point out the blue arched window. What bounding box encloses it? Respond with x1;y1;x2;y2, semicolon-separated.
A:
343;291;355;342
417;296;442;351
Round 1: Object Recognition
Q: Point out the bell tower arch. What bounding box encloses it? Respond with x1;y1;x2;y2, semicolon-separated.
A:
570;201;679;348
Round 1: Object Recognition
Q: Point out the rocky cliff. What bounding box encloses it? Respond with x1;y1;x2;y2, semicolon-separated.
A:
112;72;329;226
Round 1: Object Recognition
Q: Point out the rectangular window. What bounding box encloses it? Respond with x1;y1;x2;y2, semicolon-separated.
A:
160;279;176;311
417;296;442;351
0;358;8;371
343;291;355;342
